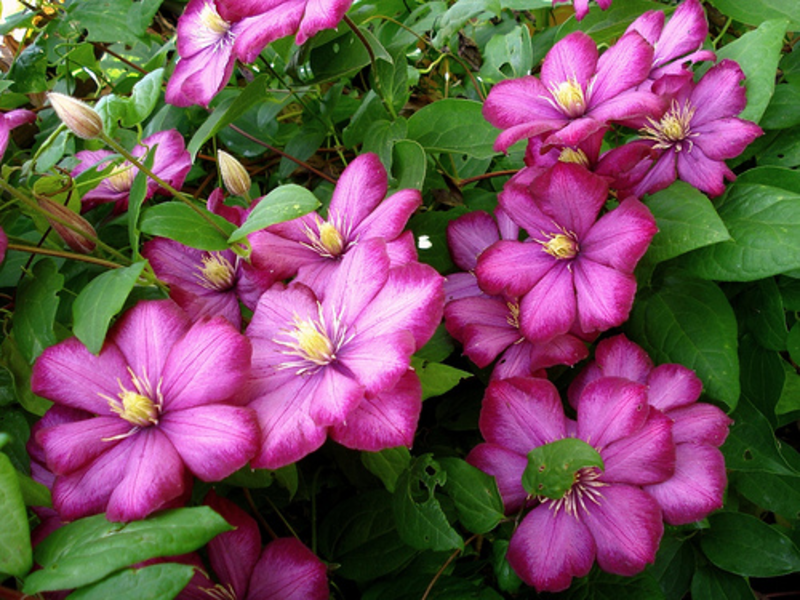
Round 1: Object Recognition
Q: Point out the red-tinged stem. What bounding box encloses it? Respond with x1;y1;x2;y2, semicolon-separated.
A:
7;242;123;270
421;534;479;600
457;169;519;188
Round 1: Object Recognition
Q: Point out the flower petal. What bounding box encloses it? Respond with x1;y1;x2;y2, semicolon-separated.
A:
519;263;576;343
446;211;501;271
690;59;749;124
324;238;390;324
38;417;129;475
483;77;565;130
646;363;702;411
693;117;763;161
296;0;353;45
573;258;638;334
445;296;520;367
309;364;365;426
476;241;555;298
676;145;734;197
541;32;598;90
247;538;329;600
600;410;675;485
580;198;657;272
328;153;388;228
590;32;654;107
668;403;732;447
466;442;528;513
577;377;649;448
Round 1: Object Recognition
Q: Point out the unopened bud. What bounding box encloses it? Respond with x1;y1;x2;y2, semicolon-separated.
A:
47;92;104;140
37;196;97;254
217;150;251;197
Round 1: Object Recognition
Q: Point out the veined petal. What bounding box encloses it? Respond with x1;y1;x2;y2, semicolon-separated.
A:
483;77;565;129
595;334;652;382
690;60;749;124
540;32;598;90
161;316;252;410
337;330;414;394
446;296;520;367
233;3;305;63
247;538;329;600
466;443;528;513
480;378;567;454
600;410;675;485
446;211;501;271
580;198;657;272
519;263;576;343
577;377;649;448
159;405;260;480
216;0;286;20
325;238;390;325
386;231;418;266
330;370;422;451
328;153;388;228
632;149;677;198
539;163;608;237
444;272;483;303
39;417;129;475
573;258;638;334
297;0;354;46
676;145;735;197
693;117;763;161
508;506;595;593
106;429;186;521
166;44;236;108
494;119;568;153
590;32;654;107
542;116;608;150
645;443;726;525
309;364;365;426
498;183;558;237
646;363;702;411
476;241;555;298
627;9;664;46
583;484;663;576
668;404;732;447
248;283;318;365
355;187;421;244
653;0;709;68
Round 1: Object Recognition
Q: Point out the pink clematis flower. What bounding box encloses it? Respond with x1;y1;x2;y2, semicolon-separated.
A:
72;130;191;213
468;376;673;592
475;163;657;344
568;334;731;525
0;108;36;161
246;238;444;469
261;153;421;294
553;0;611;21
632;59;763;198
483;31;662;152
31;300;260;522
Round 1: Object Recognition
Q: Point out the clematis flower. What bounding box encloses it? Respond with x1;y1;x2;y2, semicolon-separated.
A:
0;226;6;265
31;300;260;522
553;0;611;21
246;238;444;469
0;108;36;160
483;31;662;152
475;163;657;344
568;334;731;525
72;130;191;213
632;59;763;197
468;376;673;592
260;153;421;294
175;490;328;600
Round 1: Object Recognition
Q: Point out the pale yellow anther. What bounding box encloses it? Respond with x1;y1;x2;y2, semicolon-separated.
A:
640;99;698;152
199;253;236;291
551;78;586;118
107;164;136;192
291;318;335;365
506;301;521;329
541;233;579;260
109;390;159;427
199;2;231;35
558;148;590;167
318;221;345;256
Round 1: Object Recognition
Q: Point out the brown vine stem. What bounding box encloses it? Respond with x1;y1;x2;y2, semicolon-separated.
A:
457;169;519;188
0;585;27;599
421;534;478;600
6;242;123;270
243;487;279;541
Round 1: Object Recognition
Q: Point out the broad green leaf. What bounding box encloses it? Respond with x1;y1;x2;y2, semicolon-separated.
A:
13;259;63;363
690;564;754;600
776;360;800;415
788;321;800;366
318;490;417;581
756;128;800;169
66;563;195;600
68;0;163;45
16;471;52;508
0;453;32;577
410;358;472;400
492;540;522;594
642;182;730;265
414;324;455;363
739;278;788;351
228;184;320;242
392;455;463;551
439;457;505;534
121;68;164;127
479;25;533;84
561;570;666;600
363;119;408;171
343;91;390;148
556;0;671;44
708;0;800;29
0;366;14;407
306;28;390;85
391;139;426;193
0;409;30;474
24;507;232;594
760;82;800;130
408;207;469;273
128;145;156;259
432;0;501;48
736;165;800;193
701;512;800;577
139;203;236;251
739;337;784;423
278;121;328;179
72;261;147;355
522;438;604;499
733;471;800;521
223;465;274;489
0;336;50;415
711;19;788;123
407;99;498;160
652;535;695;600
362;446;412;493
625;275;739;409
678;183;800;281
363;573;505;600
187;75;270;159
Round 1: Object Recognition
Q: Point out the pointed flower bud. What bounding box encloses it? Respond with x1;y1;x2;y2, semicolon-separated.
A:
47;92;104;140
37;196;97;254
217;150;251;197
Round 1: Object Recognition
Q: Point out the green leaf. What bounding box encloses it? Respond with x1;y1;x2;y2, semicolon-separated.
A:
363;119;408;171
319;490;417;581
556;0;671;45
739;336;784;422
690;564;755;600
708;0;800;29
788;321;800;365
16;471;52;508
479;25;533;84
68;0;163;45
278;121;327;179
415;324;455;363
13;259;63;364
625;275;739;409
228;184;320;242
438;457;505;534
72;261;147;355
652;534;695;600
776;359;800;415
411;358;472;401
407;99;499;160
0;453;32;578
701;512;800;577
121;68;164;128
139;203;236;251
0;336;50;416
739;278;788;351
642;182;730;265
407;207;468;273
66;563;195;600
760;82;800;130
391;139;427;192
24;507;232;594
678;183;800;281
362;446;412;493
736;165;800;192
392;455;463;551
710;18;788;123
561;570;666;600
521;438;604;499
733;470;800;521
222;465;275;489
128;145;156;258
0;365;14;407
432;0;501;48
306;28;390;85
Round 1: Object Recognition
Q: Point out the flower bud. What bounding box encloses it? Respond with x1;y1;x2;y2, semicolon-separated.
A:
47;92;104;140
217;150;251;197
37;196;97;254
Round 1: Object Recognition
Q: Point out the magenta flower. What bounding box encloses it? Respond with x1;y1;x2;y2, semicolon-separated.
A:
72;130;191;213
261;153;421;293
553;0;611;21
475;163;657;344
0;226;6;265
246;238;443;469
468;376;673;592
31;300;260;522
632;60;763;197
568;334;731;525
483;31;661;152
0;108;36;161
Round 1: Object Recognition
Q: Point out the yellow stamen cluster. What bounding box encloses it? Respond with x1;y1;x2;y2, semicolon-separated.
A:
506;301;521;329
198;253;236;291
107;164;136;192
540;232;579;260
558;148;590;167
199;2;231;36
291;317;336;366
550;78;587;118
302;217;347;258
639;99;698;152
101;368;162;433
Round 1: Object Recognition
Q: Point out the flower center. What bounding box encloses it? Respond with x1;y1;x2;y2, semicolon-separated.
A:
544;466;606;518
558;147;590;167
538;231;579;260
639;99;698;152
197;253;236;291
107;163;136;192
100;368;163;437
550;78;587;118
199;2;231;36
292;318;337;365
506;301;521;329
275;303;353;375
200;583;236;600
303;218;347;258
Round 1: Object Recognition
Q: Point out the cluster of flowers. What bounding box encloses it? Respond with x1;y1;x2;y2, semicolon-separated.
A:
441;0;751;590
